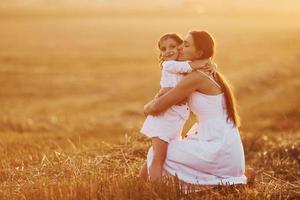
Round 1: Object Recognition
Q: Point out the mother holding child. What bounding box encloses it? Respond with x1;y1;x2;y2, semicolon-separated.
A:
138;30;255;187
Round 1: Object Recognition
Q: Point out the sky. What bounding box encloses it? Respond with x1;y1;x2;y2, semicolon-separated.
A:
0;0;299;14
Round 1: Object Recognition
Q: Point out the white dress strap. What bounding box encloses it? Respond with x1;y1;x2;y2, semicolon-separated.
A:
196;70;221;88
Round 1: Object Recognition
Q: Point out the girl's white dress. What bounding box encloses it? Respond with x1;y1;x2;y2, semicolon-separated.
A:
140;60;193;143
146;72;247;186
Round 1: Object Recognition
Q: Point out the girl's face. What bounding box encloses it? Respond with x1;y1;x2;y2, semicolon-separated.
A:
159;38;180;61
178;33;202;61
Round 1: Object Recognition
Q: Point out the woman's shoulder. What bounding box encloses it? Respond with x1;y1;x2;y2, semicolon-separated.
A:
175;71;204;88
180;70;220;91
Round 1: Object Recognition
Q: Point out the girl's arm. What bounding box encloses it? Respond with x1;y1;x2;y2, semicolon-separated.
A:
162;59;211;74
144;73;201;116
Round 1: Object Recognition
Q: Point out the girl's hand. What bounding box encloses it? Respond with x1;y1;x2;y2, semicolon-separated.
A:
196;61;218;76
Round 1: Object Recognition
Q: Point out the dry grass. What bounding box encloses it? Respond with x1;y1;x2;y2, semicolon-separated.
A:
0;132;299;199
0;5;299;200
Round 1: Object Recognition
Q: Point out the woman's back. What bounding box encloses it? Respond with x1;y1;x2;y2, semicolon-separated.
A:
188;70;230;123
188;92;228;123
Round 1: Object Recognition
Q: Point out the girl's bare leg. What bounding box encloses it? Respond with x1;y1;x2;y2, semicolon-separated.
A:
138;160;148;181
149;137;168;181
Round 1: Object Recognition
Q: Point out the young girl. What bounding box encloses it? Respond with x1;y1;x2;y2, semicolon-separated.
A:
140;33;217;181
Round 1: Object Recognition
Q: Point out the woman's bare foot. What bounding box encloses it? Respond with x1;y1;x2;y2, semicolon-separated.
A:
245;167;256;185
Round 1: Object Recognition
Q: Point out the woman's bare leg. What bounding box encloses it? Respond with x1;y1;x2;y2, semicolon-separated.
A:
149;137;168;181
138;160;148;181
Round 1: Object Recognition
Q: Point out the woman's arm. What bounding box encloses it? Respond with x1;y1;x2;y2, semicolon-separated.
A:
154;87;172;98
144;73;201;116
154;87;188;106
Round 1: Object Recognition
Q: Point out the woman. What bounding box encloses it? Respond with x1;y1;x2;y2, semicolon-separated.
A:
139;31;255;186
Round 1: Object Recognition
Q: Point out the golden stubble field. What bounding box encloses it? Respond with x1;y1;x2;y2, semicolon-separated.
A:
0;5;299;200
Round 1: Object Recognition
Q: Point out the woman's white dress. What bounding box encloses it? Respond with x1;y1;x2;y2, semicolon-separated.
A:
146;90;247;185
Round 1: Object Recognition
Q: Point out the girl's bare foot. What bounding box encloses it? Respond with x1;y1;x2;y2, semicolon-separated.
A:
245;167;256;185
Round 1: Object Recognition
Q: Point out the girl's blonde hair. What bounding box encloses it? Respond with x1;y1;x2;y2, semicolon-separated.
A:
158;33;183;69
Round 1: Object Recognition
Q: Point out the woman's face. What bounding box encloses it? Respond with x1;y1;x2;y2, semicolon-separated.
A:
177;33;202;61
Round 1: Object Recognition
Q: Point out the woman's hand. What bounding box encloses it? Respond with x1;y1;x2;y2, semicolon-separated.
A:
156;88;188;106
144;99;167;116
143;100;155;116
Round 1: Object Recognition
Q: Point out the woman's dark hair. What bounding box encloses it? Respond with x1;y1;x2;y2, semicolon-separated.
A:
189;31;240;127
189;31;215;59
